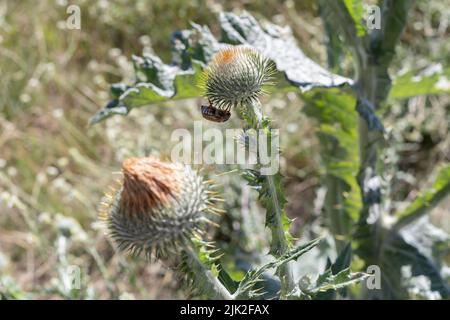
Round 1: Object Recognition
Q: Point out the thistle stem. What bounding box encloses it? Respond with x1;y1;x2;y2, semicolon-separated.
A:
244;100;296;296
266;174;296;294
184;245;234;300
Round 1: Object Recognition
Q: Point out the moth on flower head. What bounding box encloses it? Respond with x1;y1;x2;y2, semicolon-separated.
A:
199;46;275;122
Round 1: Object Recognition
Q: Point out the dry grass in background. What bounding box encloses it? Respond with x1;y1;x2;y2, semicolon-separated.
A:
0;0;448;299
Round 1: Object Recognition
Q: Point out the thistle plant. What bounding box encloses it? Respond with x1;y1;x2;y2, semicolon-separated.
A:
93;7;449;300
98;50;338;300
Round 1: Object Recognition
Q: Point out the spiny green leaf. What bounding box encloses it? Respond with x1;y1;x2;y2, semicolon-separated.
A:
234;238;322;299
331;242;353;275
313;268;368;293
218;265;239;294
298;267;368;300
315;242;353;300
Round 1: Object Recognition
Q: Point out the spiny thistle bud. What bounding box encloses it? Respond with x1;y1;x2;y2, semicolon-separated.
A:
200;46;274;111
100;157;218;257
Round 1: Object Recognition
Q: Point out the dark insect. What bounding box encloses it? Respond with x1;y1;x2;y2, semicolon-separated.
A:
200;100;231;123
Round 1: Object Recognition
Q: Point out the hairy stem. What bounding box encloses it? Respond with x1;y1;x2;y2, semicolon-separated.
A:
243;99;296;297
266;174;296;294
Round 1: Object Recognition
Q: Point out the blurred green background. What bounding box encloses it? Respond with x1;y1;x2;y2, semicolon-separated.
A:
0;0;448;299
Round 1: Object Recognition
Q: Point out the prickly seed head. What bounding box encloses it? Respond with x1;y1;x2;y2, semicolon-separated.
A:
100;156;216;257
201;46;274;111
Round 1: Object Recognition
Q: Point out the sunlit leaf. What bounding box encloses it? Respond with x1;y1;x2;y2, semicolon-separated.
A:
390;65;450;99
303;89;361;238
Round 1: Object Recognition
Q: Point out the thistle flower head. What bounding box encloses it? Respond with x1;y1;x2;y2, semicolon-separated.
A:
100;156;216;257
200;46;274;110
